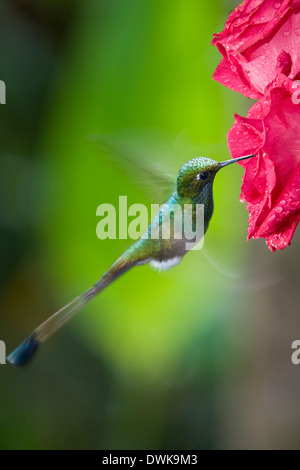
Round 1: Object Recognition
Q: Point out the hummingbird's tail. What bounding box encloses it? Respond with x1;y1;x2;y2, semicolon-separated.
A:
7;253;142;367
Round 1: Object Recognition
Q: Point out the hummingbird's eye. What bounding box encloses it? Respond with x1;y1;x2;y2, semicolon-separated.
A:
197;171;209;181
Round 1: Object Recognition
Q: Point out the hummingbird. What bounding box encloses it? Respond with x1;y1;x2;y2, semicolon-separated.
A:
7;153;255;366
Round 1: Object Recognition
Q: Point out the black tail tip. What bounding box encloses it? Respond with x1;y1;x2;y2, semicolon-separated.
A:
7;334;40;367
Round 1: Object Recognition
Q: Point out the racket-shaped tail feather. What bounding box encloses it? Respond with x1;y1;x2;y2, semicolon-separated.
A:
7;255;139;366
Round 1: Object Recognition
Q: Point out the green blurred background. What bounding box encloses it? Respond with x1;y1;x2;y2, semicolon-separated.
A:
1;0;300;450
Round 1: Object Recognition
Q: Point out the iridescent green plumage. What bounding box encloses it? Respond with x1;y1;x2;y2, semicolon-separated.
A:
7;154;254;366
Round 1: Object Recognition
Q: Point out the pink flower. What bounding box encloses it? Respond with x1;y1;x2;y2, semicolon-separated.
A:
213;0;300;250
227;74;300;251
212;0;300;98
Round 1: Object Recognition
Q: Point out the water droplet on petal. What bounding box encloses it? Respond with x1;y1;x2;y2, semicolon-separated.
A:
275;206;283;214
273;2;280;9
283;31;290;37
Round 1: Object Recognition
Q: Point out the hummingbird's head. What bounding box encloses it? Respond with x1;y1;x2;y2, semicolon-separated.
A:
177;155;255;199
176;157;220;199
176;155;255;199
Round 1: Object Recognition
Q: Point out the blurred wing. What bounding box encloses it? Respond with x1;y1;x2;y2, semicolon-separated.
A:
89;134;176;204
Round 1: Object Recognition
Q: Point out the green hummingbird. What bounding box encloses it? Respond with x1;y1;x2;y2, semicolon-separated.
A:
7;153;255;366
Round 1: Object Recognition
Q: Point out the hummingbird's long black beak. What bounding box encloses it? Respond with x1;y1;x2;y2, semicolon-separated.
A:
219;154;256;169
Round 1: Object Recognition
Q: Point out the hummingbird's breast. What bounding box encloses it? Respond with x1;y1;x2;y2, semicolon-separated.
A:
127;189;214;265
